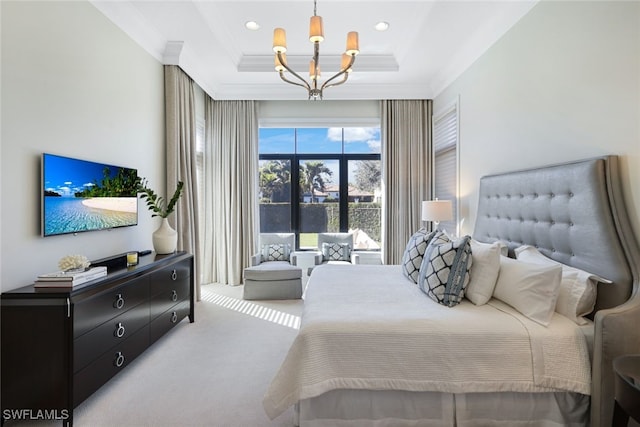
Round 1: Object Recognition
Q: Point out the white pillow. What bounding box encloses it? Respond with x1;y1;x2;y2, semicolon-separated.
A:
514;245;611;325
493;256;562;326
465;240;502;306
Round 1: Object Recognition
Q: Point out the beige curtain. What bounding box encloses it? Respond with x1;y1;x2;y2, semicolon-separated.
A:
164;65;202;301
381;99;433;265
201;98;259;285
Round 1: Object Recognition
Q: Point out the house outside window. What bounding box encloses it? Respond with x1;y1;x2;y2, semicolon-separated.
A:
259;127;381;251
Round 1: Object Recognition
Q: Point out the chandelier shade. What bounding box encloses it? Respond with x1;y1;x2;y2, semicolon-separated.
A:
272;0;359;100
309;15;324;42
272;28;287;53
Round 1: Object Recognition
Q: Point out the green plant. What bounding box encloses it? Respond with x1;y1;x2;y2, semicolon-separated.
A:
138;178;184;218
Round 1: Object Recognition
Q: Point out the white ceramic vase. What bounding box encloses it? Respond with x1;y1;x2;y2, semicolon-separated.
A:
153;218;177;254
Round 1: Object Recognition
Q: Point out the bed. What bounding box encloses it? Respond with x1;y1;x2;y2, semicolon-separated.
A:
263;156;640;427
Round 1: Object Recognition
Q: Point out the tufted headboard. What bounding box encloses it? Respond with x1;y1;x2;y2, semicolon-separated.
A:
472;155;640;427
473;155;637;313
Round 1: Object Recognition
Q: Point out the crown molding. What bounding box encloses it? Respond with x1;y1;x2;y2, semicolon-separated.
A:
163;41;184;65
212;82;431;101
238;54;398;73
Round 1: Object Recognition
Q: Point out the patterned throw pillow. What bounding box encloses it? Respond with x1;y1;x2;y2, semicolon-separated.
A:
262;244;290;262
417;233;473;307
401;228;439;283
322;242;351;261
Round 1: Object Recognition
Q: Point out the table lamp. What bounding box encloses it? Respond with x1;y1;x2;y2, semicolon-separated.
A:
421;199;453;230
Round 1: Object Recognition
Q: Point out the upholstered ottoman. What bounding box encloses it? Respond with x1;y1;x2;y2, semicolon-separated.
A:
243;262;303;300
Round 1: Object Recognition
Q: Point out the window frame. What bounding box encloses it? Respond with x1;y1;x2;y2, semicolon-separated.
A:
259;127;381;251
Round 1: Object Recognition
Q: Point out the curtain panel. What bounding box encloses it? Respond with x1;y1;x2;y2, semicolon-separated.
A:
164;65;202;301
381;99;433;265
201;99;259;286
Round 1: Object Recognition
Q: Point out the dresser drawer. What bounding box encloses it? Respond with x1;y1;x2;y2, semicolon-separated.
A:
148;259;191;297
74;301;149;373
149;279;190;322
149;300;190;344
73;325;149;407
74;278;149;339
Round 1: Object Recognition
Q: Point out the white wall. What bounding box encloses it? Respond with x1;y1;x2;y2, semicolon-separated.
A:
1;1;165;291
434;1;640;244
259;100;380;127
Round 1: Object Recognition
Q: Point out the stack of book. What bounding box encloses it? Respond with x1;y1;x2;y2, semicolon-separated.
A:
34;266;108;288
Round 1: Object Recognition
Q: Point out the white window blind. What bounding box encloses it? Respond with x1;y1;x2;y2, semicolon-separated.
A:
433;103;458;235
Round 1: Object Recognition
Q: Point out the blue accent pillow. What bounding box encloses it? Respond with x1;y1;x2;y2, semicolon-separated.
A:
401;228;439;283
418;233;473;307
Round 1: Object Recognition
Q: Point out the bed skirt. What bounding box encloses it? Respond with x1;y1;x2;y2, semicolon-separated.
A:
295;390;590;427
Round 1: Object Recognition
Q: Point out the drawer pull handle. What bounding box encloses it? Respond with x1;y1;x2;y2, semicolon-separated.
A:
114;294;125;310
114;352;125;368
114;322;126;338
170;311;178;324
171;270;177;281
171;290;178;302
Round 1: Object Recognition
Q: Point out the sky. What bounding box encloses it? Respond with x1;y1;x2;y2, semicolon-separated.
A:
259;127;381;154
259;127;382;186
43;154;135;197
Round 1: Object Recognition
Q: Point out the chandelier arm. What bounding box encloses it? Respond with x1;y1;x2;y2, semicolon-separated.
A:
321;54;356;90
322;72;349;91
279;71;310;90
277;52;311;91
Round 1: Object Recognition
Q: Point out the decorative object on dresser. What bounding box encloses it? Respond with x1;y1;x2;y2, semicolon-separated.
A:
1;251;194;426
137;179;184;254
57;254;91;272
35;266;107;288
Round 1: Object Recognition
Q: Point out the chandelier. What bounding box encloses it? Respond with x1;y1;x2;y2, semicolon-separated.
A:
272;0;359;100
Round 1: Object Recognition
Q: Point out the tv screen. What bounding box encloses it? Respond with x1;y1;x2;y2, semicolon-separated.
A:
42;153;139;237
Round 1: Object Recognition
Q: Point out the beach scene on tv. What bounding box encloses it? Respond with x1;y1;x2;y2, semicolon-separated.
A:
43;154;138;236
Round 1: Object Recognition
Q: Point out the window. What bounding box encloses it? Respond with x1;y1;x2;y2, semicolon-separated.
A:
432;101;459;235
259;127;381;250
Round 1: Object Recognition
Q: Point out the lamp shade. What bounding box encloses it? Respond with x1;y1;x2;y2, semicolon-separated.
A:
421;200;453;222
309;15;324;43
341;53;353;72
274;53;287;71
346;31;360;56
273;28;287;53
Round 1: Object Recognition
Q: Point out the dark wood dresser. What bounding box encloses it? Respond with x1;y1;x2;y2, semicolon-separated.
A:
1;251;194;426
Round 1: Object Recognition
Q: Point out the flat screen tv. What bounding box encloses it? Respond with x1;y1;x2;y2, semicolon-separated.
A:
41;153;139;237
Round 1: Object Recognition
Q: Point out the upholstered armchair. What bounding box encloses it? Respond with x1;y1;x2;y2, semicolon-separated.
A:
251;233;298;266
314;232;360;266
244;233;302;300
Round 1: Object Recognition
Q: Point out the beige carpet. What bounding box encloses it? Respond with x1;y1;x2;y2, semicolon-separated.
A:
19;283;303;427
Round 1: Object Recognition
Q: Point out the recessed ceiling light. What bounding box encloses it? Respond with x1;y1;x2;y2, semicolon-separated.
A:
245;21;260;31
375;21;390;32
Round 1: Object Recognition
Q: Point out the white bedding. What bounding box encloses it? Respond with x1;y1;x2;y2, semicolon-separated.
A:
263;264;591;420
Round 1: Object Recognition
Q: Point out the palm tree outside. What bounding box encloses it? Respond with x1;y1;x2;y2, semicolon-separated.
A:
299;160;332;203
